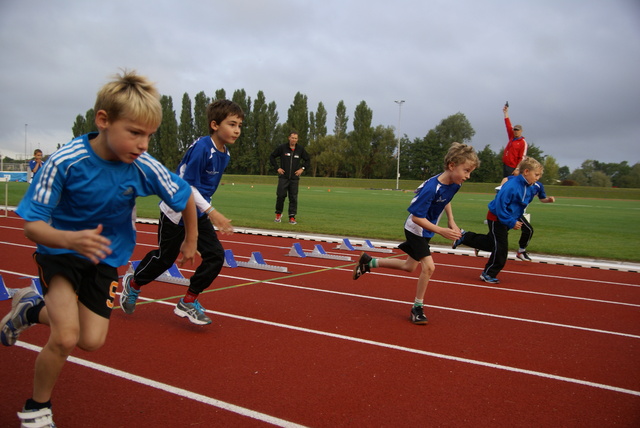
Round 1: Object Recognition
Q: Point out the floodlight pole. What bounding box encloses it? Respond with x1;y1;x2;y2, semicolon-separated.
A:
394;100;405;190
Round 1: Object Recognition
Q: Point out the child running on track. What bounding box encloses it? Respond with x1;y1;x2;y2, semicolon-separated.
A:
0;70;198;427
495;168;555;261
353;142;479;325
119;100;243;325
452;157;545;283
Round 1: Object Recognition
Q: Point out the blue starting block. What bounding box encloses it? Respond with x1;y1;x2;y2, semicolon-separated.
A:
223;249;289;273
287;243;352;261
0;275;43;301
335;238;393;254
128;261;190;286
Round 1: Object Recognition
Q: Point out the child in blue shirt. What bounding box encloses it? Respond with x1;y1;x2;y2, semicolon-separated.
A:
119;100;243;325
452;157;545;283
1;70;198;427
497;169;555;261
28;149;43;183
353;142;480;325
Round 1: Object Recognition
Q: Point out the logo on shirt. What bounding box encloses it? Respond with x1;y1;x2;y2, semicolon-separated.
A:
122;187;134;196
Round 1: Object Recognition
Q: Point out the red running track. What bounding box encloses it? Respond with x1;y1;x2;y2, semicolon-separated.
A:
1;213;639;427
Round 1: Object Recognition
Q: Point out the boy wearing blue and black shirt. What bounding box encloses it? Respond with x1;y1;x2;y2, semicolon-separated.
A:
1;70;198;427
120;100;243;325
353;142;480;325
453;157;546;283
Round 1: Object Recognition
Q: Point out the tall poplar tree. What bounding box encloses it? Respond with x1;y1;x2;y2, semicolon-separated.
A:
151;95;180;170
286;92;309;145
334;101;348;139
349;101;373;178
178;93;194;154
194;91;210;137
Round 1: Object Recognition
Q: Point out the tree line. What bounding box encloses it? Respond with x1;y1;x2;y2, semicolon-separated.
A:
69;89;640;187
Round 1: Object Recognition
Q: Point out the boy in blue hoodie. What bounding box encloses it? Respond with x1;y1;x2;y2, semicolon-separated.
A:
452;157;543;284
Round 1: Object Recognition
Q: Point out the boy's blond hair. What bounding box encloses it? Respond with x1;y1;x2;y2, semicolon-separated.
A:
517;157;542;172
94;69;162;129
444;142;480;170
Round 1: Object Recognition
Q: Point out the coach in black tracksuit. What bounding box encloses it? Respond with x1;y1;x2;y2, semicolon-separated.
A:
269;131;310;224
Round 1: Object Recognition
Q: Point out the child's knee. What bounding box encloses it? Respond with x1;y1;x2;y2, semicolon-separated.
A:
77;335;106;352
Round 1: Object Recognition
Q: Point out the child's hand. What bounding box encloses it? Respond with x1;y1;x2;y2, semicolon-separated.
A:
69;224;112;264
210;210;234;235
514;221;523;230
177;242;198;267
441;227;462;241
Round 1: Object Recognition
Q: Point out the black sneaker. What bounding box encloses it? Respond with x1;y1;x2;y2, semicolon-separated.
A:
410;306;429;325
452;229;466;249
352;252;372;280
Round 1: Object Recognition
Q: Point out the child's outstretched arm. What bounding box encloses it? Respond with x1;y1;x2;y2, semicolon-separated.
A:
208;209;234;235
444;203;461;236
177;194;198;266
23;221;112;264
410;214;462;242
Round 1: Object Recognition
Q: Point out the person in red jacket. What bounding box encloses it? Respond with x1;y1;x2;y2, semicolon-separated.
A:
502;104;528;177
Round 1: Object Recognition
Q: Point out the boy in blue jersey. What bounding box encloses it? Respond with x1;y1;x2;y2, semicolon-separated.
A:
353;142;480;324
496;169;555;261
452;157;545;283
28;149;43;183
119;100;243;325
0;70;198;427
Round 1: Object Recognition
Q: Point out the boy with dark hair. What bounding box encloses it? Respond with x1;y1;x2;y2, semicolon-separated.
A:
120;99;243;325
270;130;310;224
1;70;198;427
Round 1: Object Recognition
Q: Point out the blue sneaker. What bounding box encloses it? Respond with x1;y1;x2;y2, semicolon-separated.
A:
1;288;42;346
452;230;466;249
174;299;212;325
119;271;140;314
480;272;500;284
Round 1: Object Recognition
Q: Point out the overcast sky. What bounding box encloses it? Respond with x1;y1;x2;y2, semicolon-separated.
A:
1;0;638;171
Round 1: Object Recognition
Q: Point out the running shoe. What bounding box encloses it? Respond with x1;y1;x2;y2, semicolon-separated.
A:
516;251;532;261
18;407;56;428
274;213;282;223
410;306;429;325
451;230;466;249
119;271;140;314
352;252;372;280
480;272;500;284
289;217;297;225
174;299;212;325
1;288;42;346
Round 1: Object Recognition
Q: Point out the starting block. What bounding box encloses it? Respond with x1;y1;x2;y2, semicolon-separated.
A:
287;243;352;261
0;275;43;301
335;238;393;254
129;261;190;286
224;249;289;273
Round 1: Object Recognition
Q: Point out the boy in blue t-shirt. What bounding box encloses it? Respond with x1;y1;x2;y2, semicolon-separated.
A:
452;157;546;283
353;142;480;325
0;70;198;426
28;149;43;183
119;100;244;325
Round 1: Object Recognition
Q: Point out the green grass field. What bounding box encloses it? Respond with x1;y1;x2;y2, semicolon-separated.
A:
3;177;639;262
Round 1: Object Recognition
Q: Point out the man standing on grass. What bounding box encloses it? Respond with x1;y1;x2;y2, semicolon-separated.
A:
270;130;310;225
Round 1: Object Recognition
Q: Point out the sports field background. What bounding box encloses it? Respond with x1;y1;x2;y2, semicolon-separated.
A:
2;178;639;262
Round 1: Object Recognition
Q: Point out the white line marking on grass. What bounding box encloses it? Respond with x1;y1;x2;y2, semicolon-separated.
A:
16;342;308;428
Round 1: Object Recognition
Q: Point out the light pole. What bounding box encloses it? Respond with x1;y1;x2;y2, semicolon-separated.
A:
394;100;404;190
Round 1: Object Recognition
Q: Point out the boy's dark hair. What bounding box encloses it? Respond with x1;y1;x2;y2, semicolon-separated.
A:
207;100;245;133
33;149;43;155
289;130;298;136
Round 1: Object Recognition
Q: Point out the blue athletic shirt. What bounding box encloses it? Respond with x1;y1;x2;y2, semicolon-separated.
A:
177;135;230;215
16;132;192;267
488;174;533;229
404;173;461;238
